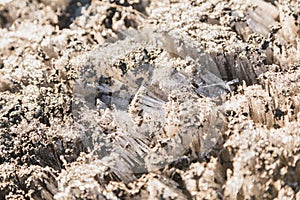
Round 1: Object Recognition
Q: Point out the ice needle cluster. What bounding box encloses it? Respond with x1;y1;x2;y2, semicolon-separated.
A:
73;29;227;181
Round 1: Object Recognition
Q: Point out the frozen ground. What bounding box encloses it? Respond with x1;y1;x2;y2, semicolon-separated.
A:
0;0;299;199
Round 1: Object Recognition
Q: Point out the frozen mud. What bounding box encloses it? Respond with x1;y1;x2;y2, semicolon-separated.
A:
0;0;299;199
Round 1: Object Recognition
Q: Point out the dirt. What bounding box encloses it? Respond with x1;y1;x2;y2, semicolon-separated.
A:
0;0;299;199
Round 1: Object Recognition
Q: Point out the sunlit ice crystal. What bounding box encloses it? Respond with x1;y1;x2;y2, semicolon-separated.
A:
72;29;228;180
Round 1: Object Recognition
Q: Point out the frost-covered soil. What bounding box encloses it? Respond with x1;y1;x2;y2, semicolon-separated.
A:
0;0;300;199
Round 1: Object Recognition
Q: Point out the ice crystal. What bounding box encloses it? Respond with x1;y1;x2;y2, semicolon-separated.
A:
73;29;228;181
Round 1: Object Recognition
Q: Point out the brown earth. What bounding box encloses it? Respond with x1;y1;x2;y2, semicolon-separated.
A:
0;0;300;199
